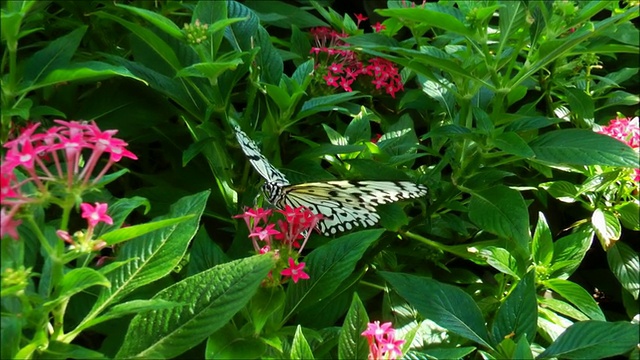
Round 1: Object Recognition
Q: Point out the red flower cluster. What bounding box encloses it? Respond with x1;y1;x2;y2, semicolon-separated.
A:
309;24;404;98
235;205;323;283
598;116;640;182
1;120;137;240
361;321;406;360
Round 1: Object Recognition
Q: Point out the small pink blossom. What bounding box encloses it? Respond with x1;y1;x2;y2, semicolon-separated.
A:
362;321;405;360
249;224;280;241
1;207;22;240
280;257;310;283
372;22;386;33
80;202;113;228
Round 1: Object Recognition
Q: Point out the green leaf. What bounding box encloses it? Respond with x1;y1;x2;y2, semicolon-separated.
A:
116;4;183;39
100;215;194;246
248;287;285;334
479;246;521;278
378;8;472;37
538;321;639;359
532;212;554;266
255;25;283;84
87;192;209;325
550;229;593;279
345;110;372;144
41;342;107;360
291;325;314;360
95;11;181;70
285;230;383;317
563;88;594;122
297;92;368;120
616;201;640;231
469;186;531;252
591;208;621;250
380;272;494;349
23;61;143;91
205;325;266;359
607;242;640;299
46;268;109;308
539;181;579;203
23;26;87;84
529;129;639;168
116;255;274;359
78;299;184;332
95;197;151;237
544;279;605;321
338;293;370;360
493;132;535;158
176;59;244;81
492;271;537;343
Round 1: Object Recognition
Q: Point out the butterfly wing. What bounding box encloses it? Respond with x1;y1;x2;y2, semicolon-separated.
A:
281;180;427;236
233;125;289;186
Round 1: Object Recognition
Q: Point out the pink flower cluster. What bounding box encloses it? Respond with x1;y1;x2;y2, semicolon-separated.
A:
56;202;112;252
598;116;640;181
361;321;406;360
310;24;404;98
1;120;137;239
235;205;323;283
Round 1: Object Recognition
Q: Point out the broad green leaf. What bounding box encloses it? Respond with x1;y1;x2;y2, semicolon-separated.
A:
291;325;314;360
607;242;640;300
532;212;553;266
187;228;230;276
264;83;292;112
378;8;472;37
539;181;579;203
412;346;476;359
100;215;194;246
491;271;537;343
380;272;494;349
94;197;151;236
1;315;21;360
45;268;109;308
493;132;535;158
469;186;531;252
85;192;209;329
249;287;285;334
94;12;181;70
225;0;259;51
116;255;274;359
504;116;562;132
591;208;621;250
23;62;143;91
285;230;383;317
246;0;327;28
297;92;368;120
255;26;283;84
338;294;370;360
529;129;639;168
538;321;639;359
176;59;244;81
537;296;589;321
23;26;87;84
550;229;594;279
205;326;266;359
77;300;184;332
479;246;521;278
563;88;594;122
345;110;372;144
616;201;640;231
544;279;605;321
116;4;183;39
41;342;107;360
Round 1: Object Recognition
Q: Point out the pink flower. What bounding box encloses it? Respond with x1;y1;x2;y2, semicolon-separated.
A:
355;13;368;27
362;321;405;360
80;202;113;228
1;207;22;240
324;74;340;88
599;117;639;149
249;224;280;241
372;22;386;32
280;257;310;283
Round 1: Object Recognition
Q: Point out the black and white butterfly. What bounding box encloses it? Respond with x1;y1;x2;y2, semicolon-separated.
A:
233;125;427;236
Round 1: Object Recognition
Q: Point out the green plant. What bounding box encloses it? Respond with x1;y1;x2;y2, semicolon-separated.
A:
1;1;638;359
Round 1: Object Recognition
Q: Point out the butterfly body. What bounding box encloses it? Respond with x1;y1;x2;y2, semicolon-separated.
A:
234;125;427;236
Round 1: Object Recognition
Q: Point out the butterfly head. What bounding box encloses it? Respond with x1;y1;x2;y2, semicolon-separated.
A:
262;181;285;204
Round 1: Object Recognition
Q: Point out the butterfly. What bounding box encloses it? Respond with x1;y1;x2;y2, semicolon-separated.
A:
233;125;427;236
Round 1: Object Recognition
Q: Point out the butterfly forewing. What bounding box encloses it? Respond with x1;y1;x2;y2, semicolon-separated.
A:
233;125;289;186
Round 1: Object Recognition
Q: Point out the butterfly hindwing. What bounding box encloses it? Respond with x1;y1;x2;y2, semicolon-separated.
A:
281;186;380;236
280;181;427;236
233;125;289;186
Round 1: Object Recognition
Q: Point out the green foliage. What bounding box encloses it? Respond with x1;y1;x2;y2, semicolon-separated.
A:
1;0;638;359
